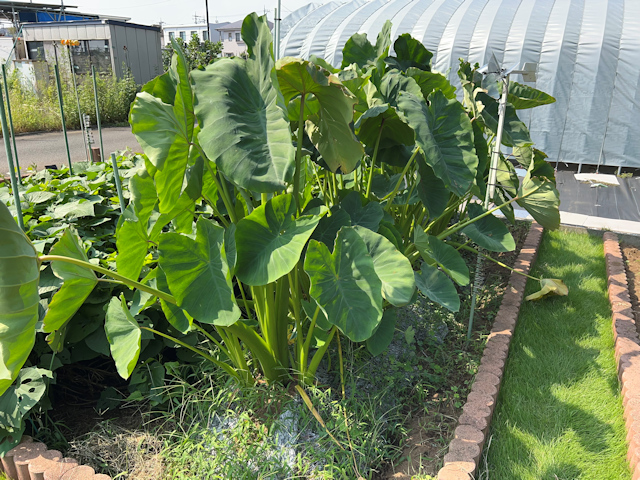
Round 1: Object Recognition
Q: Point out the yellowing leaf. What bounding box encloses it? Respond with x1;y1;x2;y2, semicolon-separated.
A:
525;278;569;301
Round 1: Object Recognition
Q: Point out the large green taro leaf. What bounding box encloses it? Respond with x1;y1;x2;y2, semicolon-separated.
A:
366;308;397;356
407;68;456;99
155;268;192;334
476;91;532;147
43;230;97;338
159;217;240;326
235;193;326;286
416;160;449;219
340;191;384;231
304;227;383;342
508;82;556;110
277;58;363;174
386;34;433;72
377;70;423;109
105;295;141;380
517;173;561;230
341;21;391;69
130;43;194;213
355;103;415;149
397;90;478;196
414;262;460;312
192;15;295;193
352;226;415;306
0;203;39;397
310;207;352;248
413;229;469;286
462;203;515;252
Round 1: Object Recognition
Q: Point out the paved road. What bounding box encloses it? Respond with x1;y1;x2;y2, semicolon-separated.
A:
0;127;142;176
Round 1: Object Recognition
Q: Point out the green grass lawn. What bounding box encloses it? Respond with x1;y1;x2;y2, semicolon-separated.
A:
483;230;630;480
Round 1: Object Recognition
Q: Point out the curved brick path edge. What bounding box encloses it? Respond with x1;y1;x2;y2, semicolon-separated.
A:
0;436;111;480
437;222;544;480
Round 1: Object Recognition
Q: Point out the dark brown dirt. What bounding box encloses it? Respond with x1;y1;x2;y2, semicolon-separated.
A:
621;243;640;327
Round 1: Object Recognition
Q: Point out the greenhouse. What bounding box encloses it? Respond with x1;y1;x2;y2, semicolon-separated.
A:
280;0;640;170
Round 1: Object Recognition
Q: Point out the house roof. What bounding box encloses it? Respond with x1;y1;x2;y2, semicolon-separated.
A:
216;19;273;31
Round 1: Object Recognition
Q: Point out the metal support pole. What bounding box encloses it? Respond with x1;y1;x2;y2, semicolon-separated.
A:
204;0;210;41
54;63;73;174
2;64;20;183
68;45;89;162
92;65;104;162
275;0;281;60
111;153;126;212
468;73;510;340
0;85;23;230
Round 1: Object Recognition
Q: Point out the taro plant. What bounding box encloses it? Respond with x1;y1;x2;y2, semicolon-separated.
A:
0;13;564;400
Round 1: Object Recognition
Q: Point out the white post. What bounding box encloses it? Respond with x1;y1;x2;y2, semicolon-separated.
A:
484;73;510;207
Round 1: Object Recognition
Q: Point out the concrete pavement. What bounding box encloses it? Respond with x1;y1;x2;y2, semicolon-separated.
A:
0;127;142;176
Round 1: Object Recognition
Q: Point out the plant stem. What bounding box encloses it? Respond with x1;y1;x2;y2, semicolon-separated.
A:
140;327;239;380
306;326;336;379
452;242;540;281
39;255;177;305
365;120;384;199
196;144;237;224
294;95;306;213
385;148;418;211
437;184;541;241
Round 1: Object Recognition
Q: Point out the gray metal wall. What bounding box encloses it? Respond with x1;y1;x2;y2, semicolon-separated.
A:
109;24;162;84
280;0;640;169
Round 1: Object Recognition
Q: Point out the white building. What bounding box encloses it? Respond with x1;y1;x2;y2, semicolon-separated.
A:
217;19;273;57
162;22;228;47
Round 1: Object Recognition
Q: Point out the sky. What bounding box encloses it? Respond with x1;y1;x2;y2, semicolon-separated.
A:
66;0;325;26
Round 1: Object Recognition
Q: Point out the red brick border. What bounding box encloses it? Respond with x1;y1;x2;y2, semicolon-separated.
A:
603;232;640;480
0;436;111;479
437;222;544;480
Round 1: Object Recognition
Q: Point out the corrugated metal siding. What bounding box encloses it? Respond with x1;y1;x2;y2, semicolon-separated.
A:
279;0;639;168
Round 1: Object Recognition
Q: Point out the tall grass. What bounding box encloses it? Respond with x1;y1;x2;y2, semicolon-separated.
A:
5;63;137;134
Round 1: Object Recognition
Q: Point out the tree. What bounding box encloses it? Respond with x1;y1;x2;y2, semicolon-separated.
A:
162;33;222;71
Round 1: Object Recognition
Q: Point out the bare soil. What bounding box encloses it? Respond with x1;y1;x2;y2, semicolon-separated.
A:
621;243;640;327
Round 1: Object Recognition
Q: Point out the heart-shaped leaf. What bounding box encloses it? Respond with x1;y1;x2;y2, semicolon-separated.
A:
366;308;397;356
277;58;363;174
304;227;383;342
235;193;326;286
104;295;142;380
193;14;295;192
526;278;569;301
517;172;561;230
508;82;556;110
413;229;469;286
414;262;460;312
386;34;433;72
43;230;98;337
397;90;478;196
340;191;384;231
462;203;515;252
159;217;240;326
352;225;415;306
0;203;40;396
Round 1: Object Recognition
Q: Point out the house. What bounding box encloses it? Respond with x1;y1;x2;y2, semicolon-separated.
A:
21;19;162;85
1;1;162;86
162;22;229;46
217;19;273;57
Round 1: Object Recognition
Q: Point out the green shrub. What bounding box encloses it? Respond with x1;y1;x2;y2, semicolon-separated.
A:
4;63;138;134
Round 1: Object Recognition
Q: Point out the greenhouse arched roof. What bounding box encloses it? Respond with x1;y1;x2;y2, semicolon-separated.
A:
279;0;640;169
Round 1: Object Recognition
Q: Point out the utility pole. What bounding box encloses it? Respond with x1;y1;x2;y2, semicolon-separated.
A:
204;0;210;41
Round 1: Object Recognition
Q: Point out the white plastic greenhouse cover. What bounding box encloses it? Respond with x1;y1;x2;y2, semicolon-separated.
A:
279;0;640;169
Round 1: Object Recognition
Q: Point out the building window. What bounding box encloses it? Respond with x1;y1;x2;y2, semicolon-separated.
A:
179;31;186;40
27;41;45;60
203;31;209;41
228;32;232;41
69;40;111;75
169;32;175;40
191;31;198;40
235;32;240;42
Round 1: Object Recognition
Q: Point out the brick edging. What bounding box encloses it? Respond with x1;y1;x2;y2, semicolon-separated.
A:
603;232;640;480
0;435;111;479
437;222;544;480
